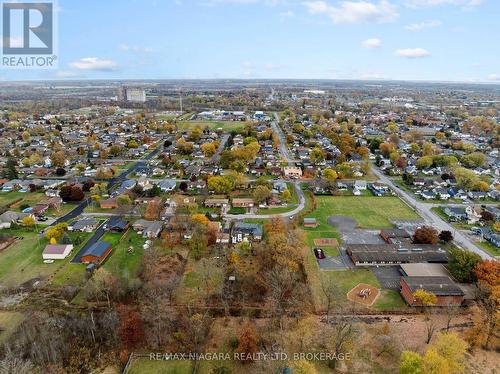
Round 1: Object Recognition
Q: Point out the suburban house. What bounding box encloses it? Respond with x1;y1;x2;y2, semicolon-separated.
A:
443;207;467;222
0;211;33;229
400;276;465;306
204;198;229;208
80;241;113;264
132;219;163;238
157;179;177;192
70;218;99;232
100;198;118;209
231;222;263;243
354;180;367;190
283;166;302;179
42;244;74;260
105;217;129;232
232;198;255;209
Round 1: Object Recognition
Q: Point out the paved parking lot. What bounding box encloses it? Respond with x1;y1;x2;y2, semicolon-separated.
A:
372;266;403;290
317;256;349;270
341;229;385;245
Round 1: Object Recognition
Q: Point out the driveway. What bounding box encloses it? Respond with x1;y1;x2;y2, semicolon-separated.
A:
70;219;107;263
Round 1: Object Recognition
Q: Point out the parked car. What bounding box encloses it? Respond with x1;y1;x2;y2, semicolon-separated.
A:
313;248;325;259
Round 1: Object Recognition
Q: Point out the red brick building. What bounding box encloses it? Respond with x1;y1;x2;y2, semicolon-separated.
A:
400;276;464;306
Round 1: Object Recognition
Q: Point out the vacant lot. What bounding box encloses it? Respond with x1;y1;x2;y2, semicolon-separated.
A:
176;120;248;132
101;230;145;284
310;196;420;229
0;191;45;209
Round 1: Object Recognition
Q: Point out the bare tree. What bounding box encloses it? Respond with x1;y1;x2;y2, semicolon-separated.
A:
424;309;437;344
445;302;461;332
320;275;342;324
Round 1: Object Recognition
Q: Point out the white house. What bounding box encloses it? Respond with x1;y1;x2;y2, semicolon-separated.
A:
42;244;73;260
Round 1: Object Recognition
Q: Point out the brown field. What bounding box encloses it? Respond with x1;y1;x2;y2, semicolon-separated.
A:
313;238;339;246
347;283;380;306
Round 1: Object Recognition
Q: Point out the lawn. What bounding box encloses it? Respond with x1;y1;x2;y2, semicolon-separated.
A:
101;230;145;284
477;240;500;257
307;196;420;229
0;228;92;288
0;311;24;345
176;120;249;132
128;358;193;374
0;191;45;209
305;231;340;257
303;251;406;312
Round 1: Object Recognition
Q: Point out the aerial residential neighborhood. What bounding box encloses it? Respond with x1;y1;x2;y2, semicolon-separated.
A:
0;0;499;373
0;79;498;373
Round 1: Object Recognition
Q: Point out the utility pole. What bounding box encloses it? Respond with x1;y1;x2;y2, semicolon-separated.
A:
179;88;183;114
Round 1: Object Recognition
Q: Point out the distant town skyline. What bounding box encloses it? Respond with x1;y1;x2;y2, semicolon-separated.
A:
1;0;499;82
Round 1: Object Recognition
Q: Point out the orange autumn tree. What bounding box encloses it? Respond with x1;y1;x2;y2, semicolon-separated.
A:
236;324;258;363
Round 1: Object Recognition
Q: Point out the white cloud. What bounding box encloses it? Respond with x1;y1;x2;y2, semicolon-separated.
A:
488;74;500;81
362;38;381;48
279;10;295;17
303;0;398;24
359;72;387;79
204;0;287;5
69;57;118;71
264;62;285;71
405;0;482;8
395;48;431;58
51;70;80;78
404;19;441;32
119;44;156;53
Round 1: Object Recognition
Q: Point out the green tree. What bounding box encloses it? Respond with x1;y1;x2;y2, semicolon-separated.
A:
448;247;481;283
253;185;271;204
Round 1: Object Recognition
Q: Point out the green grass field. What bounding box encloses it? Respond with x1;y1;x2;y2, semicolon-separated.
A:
0;228;92;288
477;240;500;257
101;230;145;283
0;191;45;209
176;120;249;132
304;259;406;311
308;196;420;229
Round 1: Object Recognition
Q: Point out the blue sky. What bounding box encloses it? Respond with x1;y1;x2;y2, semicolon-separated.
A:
1;0;499;82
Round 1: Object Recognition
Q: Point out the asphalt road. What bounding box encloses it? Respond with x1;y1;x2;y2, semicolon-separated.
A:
224;113;307;220
224;181;306;219
50;143;164;228
371;166;493;260
70;219;107;263
211;134;230;163
271;112;300;166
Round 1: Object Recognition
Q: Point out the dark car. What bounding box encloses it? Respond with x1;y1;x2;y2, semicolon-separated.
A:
37;216;48;222
313;248;325;259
